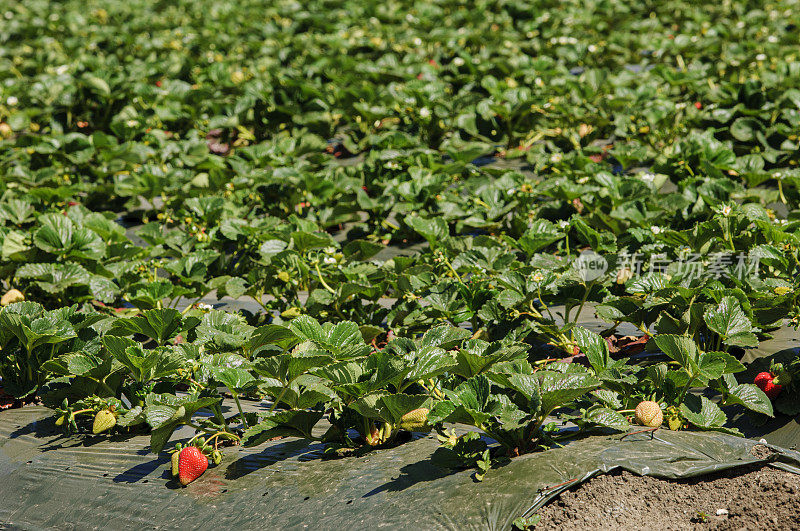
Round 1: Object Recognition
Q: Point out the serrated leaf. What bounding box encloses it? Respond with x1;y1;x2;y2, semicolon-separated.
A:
726;384;773;417
404;214;449;245
213;367;255;391
539;371;600;416
420;324;471;349
573;327;609;372
680;394;727;428
242;410;324;446
405;346;456;384
704;296;758;347
584;406;630;431
654;335;699;376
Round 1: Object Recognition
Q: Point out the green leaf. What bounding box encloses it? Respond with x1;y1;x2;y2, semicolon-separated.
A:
224;277;248;299
404;214;449;245
289;315;327;344
350;393;429;424
146;404;183;429
704;296;758;347
254;353;333;384
258;239;288;260
289;316;369;358
84;75;111;97
248;324;298;355
517;220;565;254
116;406;144;428
654;335;700;376
730;117;761;142
454;340;528;378
212;367;255;391
103;336;187;383
241;410;324;446
343;239;384;260
291;231;336;252
431;431;488;470
695;352;727;382
405;346;457;383
572;327;609;372
539;371;600;416
680;394;727;428
420;324;471;349
195;310;254;351
584;406;630;431
109;308;183;344
16;263;91;294
726;384;773;417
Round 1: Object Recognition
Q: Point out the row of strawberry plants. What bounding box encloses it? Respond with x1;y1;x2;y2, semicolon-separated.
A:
2;196;798;343
2;300;796;483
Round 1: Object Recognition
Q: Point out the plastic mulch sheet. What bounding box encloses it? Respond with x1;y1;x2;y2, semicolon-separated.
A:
734;326;800;450
1;404;799;530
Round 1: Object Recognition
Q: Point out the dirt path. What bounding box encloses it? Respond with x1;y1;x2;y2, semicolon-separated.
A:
535;466;800;530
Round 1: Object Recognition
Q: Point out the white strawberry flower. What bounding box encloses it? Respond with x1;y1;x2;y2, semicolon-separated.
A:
6;96;18;106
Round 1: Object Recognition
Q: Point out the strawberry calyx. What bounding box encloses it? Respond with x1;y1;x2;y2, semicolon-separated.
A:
769;362;793;387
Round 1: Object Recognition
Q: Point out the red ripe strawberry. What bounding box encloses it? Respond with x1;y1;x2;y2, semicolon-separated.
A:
694;101;702;109
754;372;782;400
178;446;208;486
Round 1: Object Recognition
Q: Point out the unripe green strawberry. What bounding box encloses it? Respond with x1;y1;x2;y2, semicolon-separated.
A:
211;450;222;466
171;451;180;477
92;409;116;434
634;401;663;428
398;408;430;431
55;414;66;426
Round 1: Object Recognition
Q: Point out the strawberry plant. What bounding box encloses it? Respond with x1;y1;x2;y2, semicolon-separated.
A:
2;0;800;497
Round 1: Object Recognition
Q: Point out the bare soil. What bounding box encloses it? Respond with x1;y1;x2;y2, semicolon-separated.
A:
535;465;800;530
